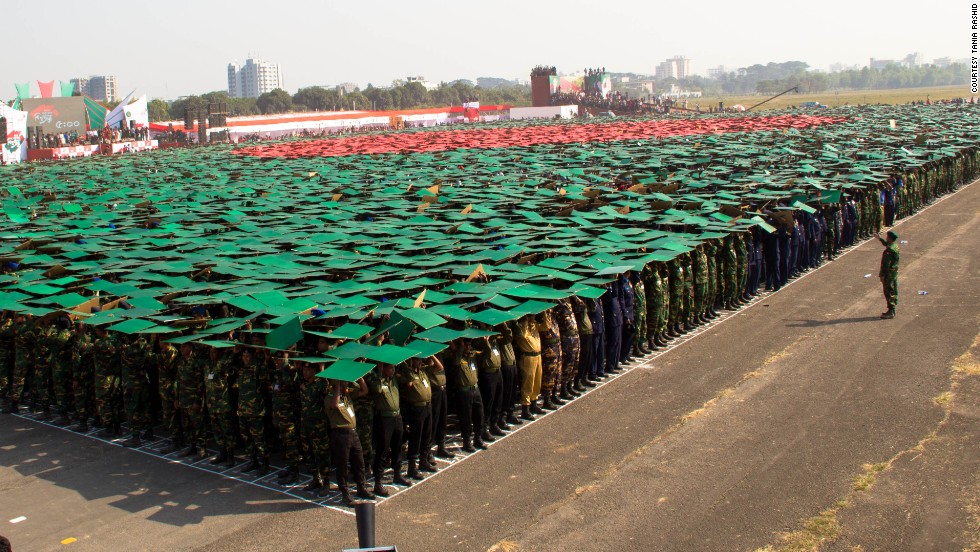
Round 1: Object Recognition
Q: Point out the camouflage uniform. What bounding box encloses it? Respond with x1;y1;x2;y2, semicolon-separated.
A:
0;317;14;401
71;328;95;424
156;343;182;443
205;350;237;452
271;357;302;469
33;325;57;411
554;298;579;387
705;242;719;312
11;319;38;405
353;393;374;468
120;337;152;434
659;266;671;334
632;276;647;348
50;327;74;419
539;310;563;392
93;333;122;428
300;375;331;483
668;260;684;330
721;238;738;307
644;265;665;341
735;235;749;299
692;246;709;319
176;350;206;449
237;356;269;458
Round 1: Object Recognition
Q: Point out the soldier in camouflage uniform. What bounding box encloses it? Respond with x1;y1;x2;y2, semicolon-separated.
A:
298;360;333;496
554;297;580;401
120;334;152;447
271;353;302;483
7;313;36;413
667;259;684;337
0;312;14;410
644;264;667;348
156;337;183;452
631;272;648;356
735;233;749;306
539;309;563;410
692;244;709;325
69;323;95;432
658;264;672;343
50;319;75;426
92;326;122;435
175;342;207;459
32;319;57;418
205;345;237;467
721;236;739;311
681;255;695;332
705;241;720;319
237;347;270;475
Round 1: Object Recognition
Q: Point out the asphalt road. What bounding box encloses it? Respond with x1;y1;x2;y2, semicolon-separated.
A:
1;179;977;552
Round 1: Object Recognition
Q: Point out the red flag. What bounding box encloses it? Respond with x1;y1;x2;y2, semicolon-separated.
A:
37;80;55;98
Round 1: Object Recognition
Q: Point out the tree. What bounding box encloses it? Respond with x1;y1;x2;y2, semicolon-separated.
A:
256;89;293;114
148;99;170;122
293;87;335;111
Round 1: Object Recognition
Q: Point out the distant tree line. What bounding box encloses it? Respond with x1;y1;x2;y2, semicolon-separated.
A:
654;61;970;96
148;81;532;121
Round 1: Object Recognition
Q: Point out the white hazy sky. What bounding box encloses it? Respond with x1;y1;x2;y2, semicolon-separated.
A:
2;0;967;100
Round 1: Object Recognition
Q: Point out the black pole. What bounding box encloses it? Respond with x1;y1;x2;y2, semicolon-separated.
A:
355;501;376;548
746;86;800;112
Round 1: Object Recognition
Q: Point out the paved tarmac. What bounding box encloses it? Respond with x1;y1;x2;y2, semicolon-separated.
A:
1;179;977;552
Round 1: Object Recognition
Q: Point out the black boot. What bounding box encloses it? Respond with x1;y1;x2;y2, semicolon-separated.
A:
530;400;545;415
53;412;72;426
392;469;412;487
480;428;496;443
573;379;588;392
520;405;535;420
506;411;523;425
37;407;51;421
141;428;154;440
122;433;142;448
419;455;439;472
373;476;390;497
196;446;209;461
278;465;299;485
256;457;270;476
339;487;353;506
181;445;198;458
355;483;374;500
436;445;455;459
210;448;229;465
567;380;582;397
489;421;506;437
581;376;597;388
553;387;567;405
474;435;488;450
160;439;182;454
242;453;259;473
71;419;89;433
880;308;895;319
303;475;323;492
408;457;425;478
559;383;573;401
542;392;557;410
2;400;18;414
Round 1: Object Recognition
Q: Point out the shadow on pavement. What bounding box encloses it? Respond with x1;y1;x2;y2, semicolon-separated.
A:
785;316;884;328
0;419;315;527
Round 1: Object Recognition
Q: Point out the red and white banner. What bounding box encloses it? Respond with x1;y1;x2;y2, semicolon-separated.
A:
27;144;100;161
102;140;158;155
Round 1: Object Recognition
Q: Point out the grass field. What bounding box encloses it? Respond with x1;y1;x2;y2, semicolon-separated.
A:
676;85;972;111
